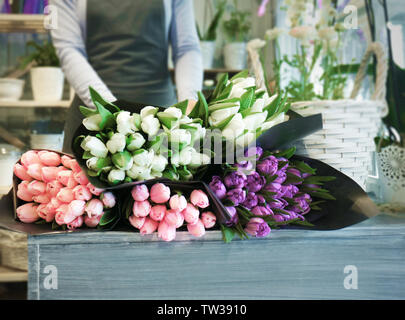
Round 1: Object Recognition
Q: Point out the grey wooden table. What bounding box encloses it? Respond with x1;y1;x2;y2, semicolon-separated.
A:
26;213;405;300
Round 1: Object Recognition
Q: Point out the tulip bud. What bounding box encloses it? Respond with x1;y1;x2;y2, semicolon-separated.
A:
17;181;34;202
187;219;206;237
16;203;39;223
84;214;102;228
69;159;82;173
41;166;61;183
85;199;104;217
170;129;191;145
67;215;84;230
112;150;133;171
169;194;187;211
101;192;116;208
73;185;92;201
141;115;160;137
151;154;168;173
133;200;151;218
69;200;86;217
37;203;55;223
57;169;73;186
32;193;51;204
201;211;216;229
158;221;176;242
83;114;102;131
116;111;137;135
38;151;61;167
87;183;104;196
190;190;209;209
107;169;125;184
129;215;145;229
27;180;46;195
80;136;108;158
56;187;75;203
140;217;159;235
13;163;33;181
106;133;126;154
61;155;73;168
132;149;154;167
182;203;200;225
150;183;171;204
149;205;166;221
20;150;40;167
27;163;44;181
140;106;158;119
126;133;146;151
131;184;149;201
73;171;90;186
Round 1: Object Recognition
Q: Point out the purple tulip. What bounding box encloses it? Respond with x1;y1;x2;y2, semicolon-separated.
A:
263;182;285;199
251;205;273;216
257;156;278;176
244;146;263;160
273;214;285;222
292;194;312;215
236;160;253;174
273;170;287;184
226;188;246;206
225;206;238;227
241;192;258;209
245;218;271;238
246;172;266;193
277;157;289;171
287;168;303;185
257;194;266;204
224;171;247;189
209;176;227;200
281;185;299;198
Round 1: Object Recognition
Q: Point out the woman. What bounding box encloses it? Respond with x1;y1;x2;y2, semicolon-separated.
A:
50;0;203;153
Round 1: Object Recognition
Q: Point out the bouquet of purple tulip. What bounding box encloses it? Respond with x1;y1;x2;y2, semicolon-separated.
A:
208;146;336;242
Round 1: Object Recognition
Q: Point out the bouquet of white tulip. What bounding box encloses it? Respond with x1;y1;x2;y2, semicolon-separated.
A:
73;88;210;187
187;70;290;148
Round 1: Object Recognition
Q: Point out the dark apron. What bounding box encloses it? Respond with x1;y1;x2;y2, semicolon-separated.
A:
62;0;176;153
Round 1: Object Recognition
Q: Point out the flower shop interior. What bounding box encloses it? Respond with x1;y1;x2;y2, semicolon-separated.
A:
0;0;404;301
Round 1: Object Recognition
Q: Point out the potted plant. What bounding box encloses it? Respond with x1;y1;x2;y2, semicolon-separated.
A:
197;0;226;70
222;0;251;70
20;40;64;101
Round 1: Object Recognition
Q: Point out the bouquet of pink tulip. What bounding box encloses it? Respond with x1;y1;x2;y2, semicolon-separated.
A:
126;182;216;241
13;150;118;230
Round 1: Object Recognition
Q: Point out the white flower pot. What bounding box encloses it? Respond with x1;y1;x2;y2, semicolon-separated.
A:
0;78;25;101
30;67;64;101
200;41;216;70
223;42;247;70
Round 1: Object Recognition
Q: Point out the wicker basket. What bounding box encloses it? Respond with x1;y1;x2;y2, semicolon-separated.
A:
0;229;27;271
248;41;389;189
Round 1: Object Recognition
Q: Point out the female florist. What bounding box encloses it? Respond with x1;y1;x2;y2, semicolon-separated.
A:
0;0;404;302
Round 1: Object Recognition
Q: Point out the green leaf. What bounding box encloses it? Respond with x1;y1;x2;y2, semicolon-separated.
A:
220;224;236;243
230;69;249;81
239;88;255;111
197;91;209;126
274;146;296;159
99;210;118;226
212;114;235;131
89;86;120;113
285;172;304;184
171;100;189;115
96;157;112;170
94;101;115;130
304;176;336;185
293;161;317;175
211;73;228;100
79;105;98;117
309;191;336;201
157;112;178;129
112;150;132;170
82;150;93;160
217;82;233;101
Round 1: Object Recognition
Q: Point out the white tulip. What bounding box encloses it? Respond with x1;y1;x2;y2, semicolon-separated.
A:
260;112;287;131
86;157;99;171
178;146;195;166
107;169;125;183
151;154;168;172
140;106;158;119
189;151;211;168
80;136;108;158
163;107;182;119
133;149;154;167
228;86;247;99
83;114;102;131
151;170;163;178
116;111;137;135
222;113;246;140
106;133;126;154
137;167;153;181
170;129;191;145
208;106;240;127
141;115;160;137
126;163;145;180
251;98;265;113
126;133;146;151
264;93;278;107
179;115;192;124
235;132;256;147
243;111;268;132
187;122;206;141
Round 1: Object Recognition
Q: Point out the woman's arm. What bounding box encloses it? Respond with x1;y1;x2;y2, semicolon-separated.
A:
170;0;203;102
50;0;116;107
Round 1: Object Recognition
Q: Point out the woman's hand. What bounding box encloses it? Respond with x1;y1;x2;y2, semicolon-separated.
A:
186;100;197;115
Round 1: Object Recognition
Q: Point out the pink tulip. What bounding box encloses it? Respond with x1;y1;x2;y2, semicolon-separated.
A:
87;183;104;196
20;150;40;167
133;200;151;218
41;166;61;183
67;215;84;230
131;184;149;201
45;200;59;214
101;192;116;208
69;200;86;217
57;169;72;186
190;190;209;208
32;193;51;204
56;187;75;203
50;197;62;209
158;221;176;242
72;185;92;201
150;183;170;204
55;204;69;225
37;203;55;222
61;155;73;168
16;203;39;223
129;215;145;229
85;198;104;217
164;209;183;228
84;214;102;228
149;205;166;221
17;181;34;202
38;151;61;166
13;163;32;181
27;180;46;195
69;159;82;173
182;203;200;225
26;163;44;181
46;180;63;197
67;176;79;189
140;217;159;235
169;194;187;211
73;171;89;186
201;211;216;229
187;219;206;237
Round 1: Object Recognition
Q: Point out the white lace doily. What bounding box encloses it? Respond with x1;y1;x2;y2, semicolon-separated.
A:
378;145;405;190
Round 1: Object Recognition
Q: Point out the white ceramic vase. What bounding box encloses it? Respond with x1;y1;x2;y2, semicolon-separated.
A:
30;67;64;101
200;41;216;70
0;78;25;101
223;42;247;70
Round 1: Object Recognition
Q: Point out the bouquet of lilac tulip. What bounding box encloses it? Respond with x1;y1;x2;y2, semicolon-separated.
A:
208;146;336;242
